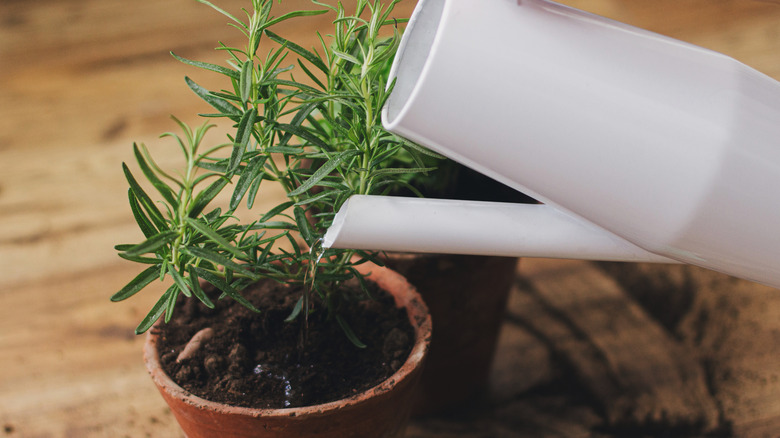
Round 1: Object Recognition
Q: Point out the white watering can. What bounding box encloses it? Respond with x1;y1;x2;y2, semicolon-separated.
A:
323;0;780;289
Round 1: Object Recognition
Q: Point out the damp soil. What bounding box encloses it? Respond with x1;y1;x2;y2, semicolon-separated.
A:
154;279;414;409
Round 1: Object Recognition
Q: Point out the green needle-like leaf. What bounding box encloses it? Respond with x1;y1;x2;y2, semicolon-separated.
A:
185;76;241;117
228;108;257;174
133;144;179;208
297;59;327;90
251;221;297;230
332;49;361;66
187;266;215;309
294;206;315;246
111;265;161;302
240;60;253;104
368;166;437;178
246;176;263;209
192;267;260;313
183;246;256;279
265;146;305;154
276;102;319;148
268;78;321;95
171;52;240;80
400;137;447;159
128;189;157;238
336;315;367;349
265;30;329;74
230;155;266;210
195;0;243;25
117;252;161;265
168;265;192;298
135;286;176;334
122;230;179;257
261;9;328;31
294;188;332;206
258;201;294;222
288;149;362;197
284;296;304;322
163;286;180;323
188;178;228;218
184;217;244;259
123;163;167;231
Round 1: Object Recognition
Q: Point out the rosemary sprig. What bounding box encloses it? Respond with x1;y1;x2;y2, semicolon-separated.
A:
114;0;436;344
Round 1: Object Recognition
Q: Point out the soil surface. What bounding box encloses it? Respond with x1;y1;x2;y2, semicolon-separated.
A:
154;279;413;409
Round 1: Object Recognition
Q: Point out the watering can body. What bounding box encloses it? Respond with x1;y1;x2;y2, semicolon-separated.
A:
324;0;780;289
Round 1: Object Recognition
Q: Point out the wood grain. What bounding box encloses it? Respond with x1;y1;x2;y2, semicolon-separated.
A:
2;0;780;437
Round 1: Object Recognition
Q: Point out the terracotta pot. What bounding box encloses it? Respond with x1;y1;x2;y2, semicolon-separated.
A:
143;262;431;438
383;253;518;416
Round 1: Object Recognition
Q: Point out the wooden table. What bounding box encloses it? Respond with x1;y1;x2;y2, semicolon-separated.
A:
2;1;780;436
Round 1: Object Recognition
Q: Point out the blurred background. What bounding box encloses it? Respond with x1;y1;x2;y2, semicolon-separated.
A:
2;0;780;436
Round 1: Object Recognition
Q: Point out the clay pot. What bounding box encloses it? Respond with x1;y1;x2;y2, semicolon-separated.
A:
384;253;518;416
143;262;432;438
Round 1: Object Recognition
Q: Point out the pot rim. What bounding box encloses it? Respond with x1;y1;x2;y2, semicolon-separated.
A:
143;261;431;419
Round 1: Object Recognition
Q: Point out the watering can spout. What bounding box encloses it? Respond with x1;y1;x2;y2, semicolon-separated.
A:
323;195;676;263
326;0;780;289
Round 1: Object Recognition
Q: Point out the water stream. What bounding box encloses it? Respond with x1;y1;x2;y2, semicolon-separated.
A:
300;238;326;349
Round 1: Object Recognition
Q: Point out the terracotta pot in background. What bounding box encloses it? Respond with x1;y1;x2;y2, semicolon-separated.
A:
143;262;432;438
383;253;519;416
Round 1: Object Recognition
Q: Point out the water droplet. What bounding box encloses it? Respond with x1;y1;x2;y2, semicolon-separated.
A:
308;237;326;278
253;363;294;407
283;377;293;407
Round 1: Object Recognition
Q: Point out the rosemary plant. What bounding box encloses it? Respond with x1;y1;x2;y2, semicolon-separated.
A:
112;0;436;345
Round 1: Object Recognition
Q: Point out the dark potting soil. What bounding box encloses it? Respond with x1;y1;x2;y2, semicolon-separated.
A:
154;279;414;409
